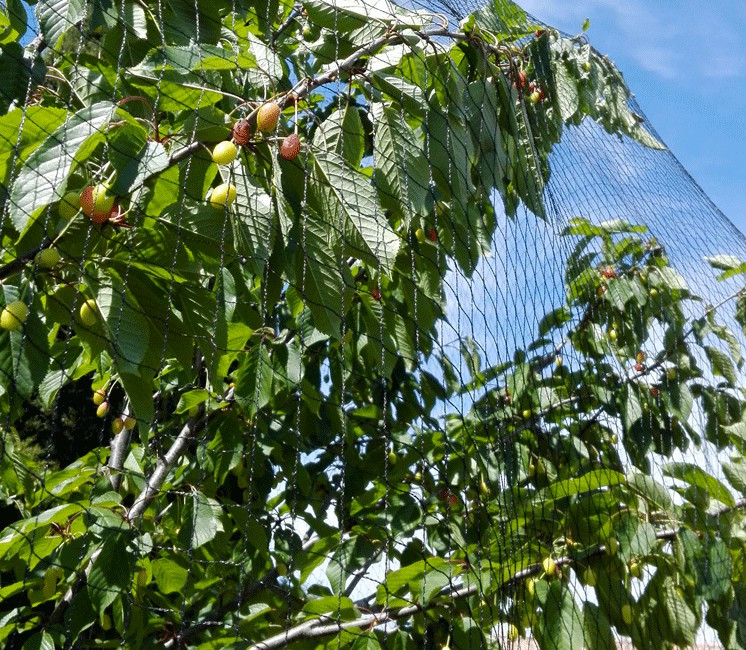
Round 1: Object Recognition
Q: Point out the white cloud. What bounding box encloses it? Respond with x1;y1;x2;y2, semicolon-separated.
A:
517;0;746;87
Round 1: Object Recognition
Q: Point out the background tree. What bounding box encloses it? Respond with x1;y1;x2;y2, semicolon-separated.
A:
0;0;744;648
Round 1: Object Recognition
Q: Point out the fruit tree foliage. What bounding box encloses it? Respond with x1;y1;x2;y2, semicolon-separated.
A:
0;0;745;648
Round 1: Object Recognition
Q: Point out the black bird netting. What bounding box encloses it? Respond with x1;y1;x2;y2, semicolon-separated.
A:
0;0;745;648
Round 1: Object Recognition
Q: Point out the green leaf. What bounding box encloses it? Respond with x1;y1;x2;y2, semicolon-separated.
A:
495;74;547;218
312;105;365;167
21;631;55;650
111;141;170;196
151;558;189;595
326;535;377;595
613;514;657;563
543;469;626;502
37;0;86;48
0;106;67;199
372;103;429;219
296;213;353;337
179;491;223;549
350;633;381;650
696;539;731;601
704;346;738;386
370;72;428;120
583;603;614;650
9;102;116;234
0;288;50;399
303;595;357;618
535;579;584;650
705;254;744;272
663;462;735;507
312;149;399;272
174;389;210;414
87;536;132;615
230;161;275;273
303;0;429;32
663;578;697;646
723;457;746;495
233;345;274;416
462;0;536;40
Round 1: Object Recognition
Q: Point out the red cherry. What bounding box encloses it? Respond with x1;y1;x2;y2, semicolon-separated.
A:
371;289;382;302
601;267;617;279
232;119;251;146
280;133;301;161
517;70;527;89
650;386;660;398
634;363;644;372
535;29;545;38
427;227;438;243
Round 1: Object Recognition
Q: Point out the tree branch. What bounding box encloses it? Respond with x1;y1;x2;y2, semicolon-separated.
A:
126;387;233;522
246;498;746;649
108;401;133;491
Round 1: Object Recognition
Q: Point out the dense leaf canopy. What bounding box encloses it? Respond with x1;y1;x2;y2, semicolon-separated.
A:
0;0;744;648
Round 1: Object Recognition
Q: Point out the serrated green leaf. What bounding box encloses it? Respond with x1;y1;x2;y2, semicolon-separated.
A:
87;536;131;615
9;101;116;234
372;103;429;218
312;149;399;272
312;105;365;167
663;462;735;507
37;0;86;48
296;213;353;338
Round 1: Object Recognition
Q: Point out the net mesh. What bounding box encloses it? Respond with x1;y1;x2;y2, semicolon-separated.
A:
0;0;744;648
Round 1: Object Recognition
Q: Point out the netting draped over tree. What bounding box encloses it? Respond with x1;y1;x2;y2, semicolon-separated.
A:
0;0;745;648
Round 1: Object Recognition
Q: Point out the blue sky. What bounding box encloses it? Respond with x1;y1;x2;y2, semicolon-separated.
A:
519;0;746;232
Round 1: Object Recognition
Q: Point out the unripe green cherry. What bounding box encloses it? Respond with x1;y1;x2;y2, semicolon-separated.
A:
209;183;237;208
1;300;29;331
79;299;98;327
507;623;519;641
542;557;556;576
415;228;426;244
112;418;124;435
212;141;238;165
387;450;397;465
97;401;110;418
666;368;677;381
123;415;136;430
650;288;659;298
526;578;536;596
59;191;81;219
621;604;633;625
608;329;618;342
629;562;642;579
605;537;619;555
93;389;107;405
36;247;61;269
522;409;532;419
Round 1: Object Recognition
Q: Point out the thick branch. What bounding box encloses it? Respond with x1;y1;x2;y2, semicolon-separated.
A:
126;418;200;521
108;401;133;491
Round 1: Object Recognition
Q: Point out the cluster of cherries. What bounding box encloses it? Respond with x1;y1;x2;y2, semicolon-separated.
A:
207;100;302;208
